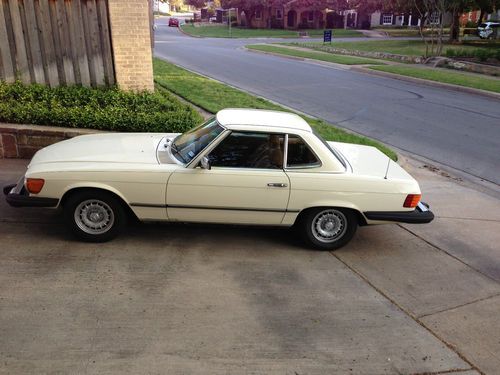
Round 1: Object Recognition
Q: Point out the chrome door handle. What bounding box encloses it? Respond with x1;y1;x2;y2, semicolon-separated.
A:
267;183;288;188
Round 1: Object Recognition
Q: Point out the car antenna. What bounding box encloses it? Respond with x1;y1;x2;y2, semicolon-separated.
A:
384;158;391;180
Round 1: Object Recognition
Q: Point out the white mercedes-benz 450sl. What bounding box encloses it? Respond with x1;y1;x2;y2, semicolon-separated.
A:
4;109;433;250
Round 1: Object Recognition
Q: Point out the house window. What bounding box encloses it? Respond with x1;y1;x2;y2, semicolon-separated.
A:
308;11;314;21
429;12;440;24
255;9;262;20
382;14;393;25
276;9;282;19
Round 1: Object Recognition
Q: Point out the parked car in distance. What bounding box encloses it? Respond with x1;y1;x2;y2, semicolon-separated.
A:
478;22;499;39
4;109;433;250
168;17;179;27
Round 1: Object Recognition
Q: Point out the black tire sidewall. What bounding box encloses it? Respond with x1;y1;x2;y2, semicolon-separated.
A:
64;190;127;242
300;207;358;251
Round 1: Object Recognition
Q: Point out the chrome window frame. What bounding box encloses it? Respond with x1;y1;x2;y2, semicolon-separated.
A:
191;130;287;171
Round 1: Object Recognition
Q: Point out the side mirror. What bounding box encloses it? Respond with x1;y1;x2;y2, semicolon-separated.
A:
200;156;211;170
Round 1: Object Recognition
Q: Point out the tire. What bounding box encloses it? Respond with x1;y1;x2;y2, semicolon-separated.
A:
298;207;358;251
64;190;127;242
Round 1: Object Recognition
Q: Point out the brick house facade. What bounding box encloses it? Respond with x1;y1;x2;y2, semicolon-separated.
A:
236;0;327;29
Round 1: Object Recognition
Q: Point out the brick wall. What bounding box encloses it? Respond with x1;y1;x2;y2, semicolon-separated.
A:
108;0;154;91
0;124;100;159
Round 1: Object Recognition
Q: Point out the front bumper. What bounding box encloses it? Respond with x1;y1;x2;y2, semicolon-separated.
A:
364;202;434;224
4;180;59;208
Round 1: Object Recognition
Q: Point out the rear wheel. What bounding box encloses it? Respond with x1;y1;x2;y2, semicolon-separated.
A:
64;190;127;242
299;207;358;250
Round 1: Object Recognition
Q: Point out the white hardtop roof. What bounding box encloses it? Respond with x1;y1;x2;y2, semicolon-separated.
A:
216;109;312;133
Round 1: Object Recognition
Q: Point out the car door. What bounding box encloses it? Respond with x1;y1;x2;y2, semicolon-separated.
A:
166;131;291;225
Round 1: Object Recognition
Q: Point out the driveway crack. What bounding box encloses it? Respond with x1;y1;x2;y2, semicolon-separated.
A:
399;224;500;285
329;251;483;374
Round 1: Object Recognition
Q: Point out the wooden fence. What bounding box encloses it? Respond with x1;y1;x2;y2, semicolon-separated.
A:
0;0;115;87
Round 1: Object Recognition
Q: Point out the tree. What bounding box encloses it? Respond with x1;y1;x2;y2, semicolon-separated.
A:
185;0;208;8
447;0;476;42
169;0;184;12
475;0;500;25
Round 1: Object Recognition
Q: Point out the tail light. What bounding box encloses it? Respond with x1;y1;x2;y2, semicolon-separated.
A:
26;178;45;194
403;194;421;208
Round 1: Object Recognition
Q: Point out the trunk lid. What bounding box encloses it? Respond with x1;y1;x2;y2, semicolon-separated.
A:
329;141;413;181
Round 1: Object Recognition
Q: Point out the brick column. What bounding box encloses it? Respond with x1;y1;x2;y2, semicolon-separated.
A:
107;0;154;91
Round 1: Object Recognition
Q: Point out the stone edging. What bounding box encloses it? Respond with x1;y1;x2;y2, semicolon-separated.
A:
293;44;425;63
0;123;101;159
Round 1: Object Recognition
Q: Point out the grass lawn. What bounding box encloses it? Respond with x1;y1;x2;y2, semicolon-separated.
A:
370;65;500;93
246;44;386;65
180;24;362;38
292;40;498;57
153;57;397;160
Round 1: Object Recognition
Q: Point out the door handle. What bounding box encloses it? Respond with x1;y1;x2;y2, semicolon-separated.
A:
267;183;288;188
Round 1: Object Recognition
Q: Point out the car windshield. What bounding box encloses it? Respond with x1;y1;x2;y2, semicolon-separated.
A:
479;23;488;28
171;117;224;164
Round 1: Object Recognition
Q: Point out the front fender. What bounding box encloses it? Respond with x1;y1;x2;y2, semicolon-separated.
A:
59;182;130;208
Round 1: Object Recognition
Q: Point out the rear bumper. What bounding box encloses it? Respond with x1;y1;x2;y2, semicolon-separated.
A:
4;182;59;208
364;202;434;224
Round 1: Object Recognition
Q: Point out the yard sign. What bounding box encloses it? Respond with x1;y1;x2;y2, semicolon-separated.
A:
323;30;332;43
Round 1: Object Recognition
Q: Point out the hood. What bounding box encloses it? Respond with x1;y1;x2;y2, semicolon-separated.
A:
30;133;175;166
329;141;413;181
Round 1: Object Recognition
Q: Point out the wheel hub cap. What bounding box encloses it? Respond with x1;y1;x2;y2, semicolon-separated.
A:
74;199;115;235
311;210;347;243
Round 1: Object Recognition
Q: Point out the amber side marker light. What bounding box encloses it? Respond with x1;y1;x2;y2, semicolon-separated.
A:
403;194;421;208
26;178;45;194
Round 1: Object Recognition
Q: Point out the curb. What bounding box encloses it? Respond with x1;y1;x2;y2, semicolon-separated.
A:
245;46;500;101
243;46;358;71
350;66;500;101
178;25;204;38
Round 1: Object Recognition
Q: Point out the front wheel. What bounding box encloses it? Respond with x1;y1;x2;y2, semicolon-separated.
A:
299;207;358;250
64;190;127;242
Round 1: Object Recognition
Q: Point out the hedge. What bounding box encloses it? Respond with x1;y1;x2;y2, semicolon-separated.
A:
0;81;203;133
445;47;500;61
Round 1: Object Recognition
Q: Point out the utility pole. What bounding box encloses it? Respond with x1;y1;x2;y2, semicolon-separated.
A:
228;8;235;37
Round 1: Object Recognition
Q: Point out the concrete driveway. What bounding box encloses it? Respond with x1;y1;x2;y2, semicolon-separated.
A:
1;157;499;374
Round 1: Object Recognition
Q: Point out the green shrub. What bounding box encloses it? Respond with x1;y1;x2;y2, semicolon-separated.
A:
0;81;203;133
444;47;500;61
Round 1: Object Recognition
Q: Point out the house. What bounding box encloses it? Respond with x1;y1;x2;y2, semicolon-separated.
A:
369;11;452;28
461;9;500;26
235;0;327;29
153;0;171;14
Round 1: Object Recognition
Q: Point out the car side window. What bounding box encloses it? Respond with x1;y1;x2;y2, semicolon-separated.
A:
287;135;320;168
209;132;285;169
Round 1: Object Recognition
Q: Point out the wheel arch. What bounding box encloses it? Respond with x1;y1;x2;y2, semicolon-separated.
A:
294;205;367;226
59;185;138;221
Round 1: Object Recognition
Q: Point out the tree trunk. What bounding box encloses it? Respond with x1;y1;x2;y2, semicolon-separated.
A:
449;9;460;43
477;9;485;26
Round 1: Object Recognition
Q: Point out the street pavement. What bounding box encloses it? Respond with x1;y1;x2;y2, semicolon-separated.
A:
1;155;499;373
153;22;500;186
